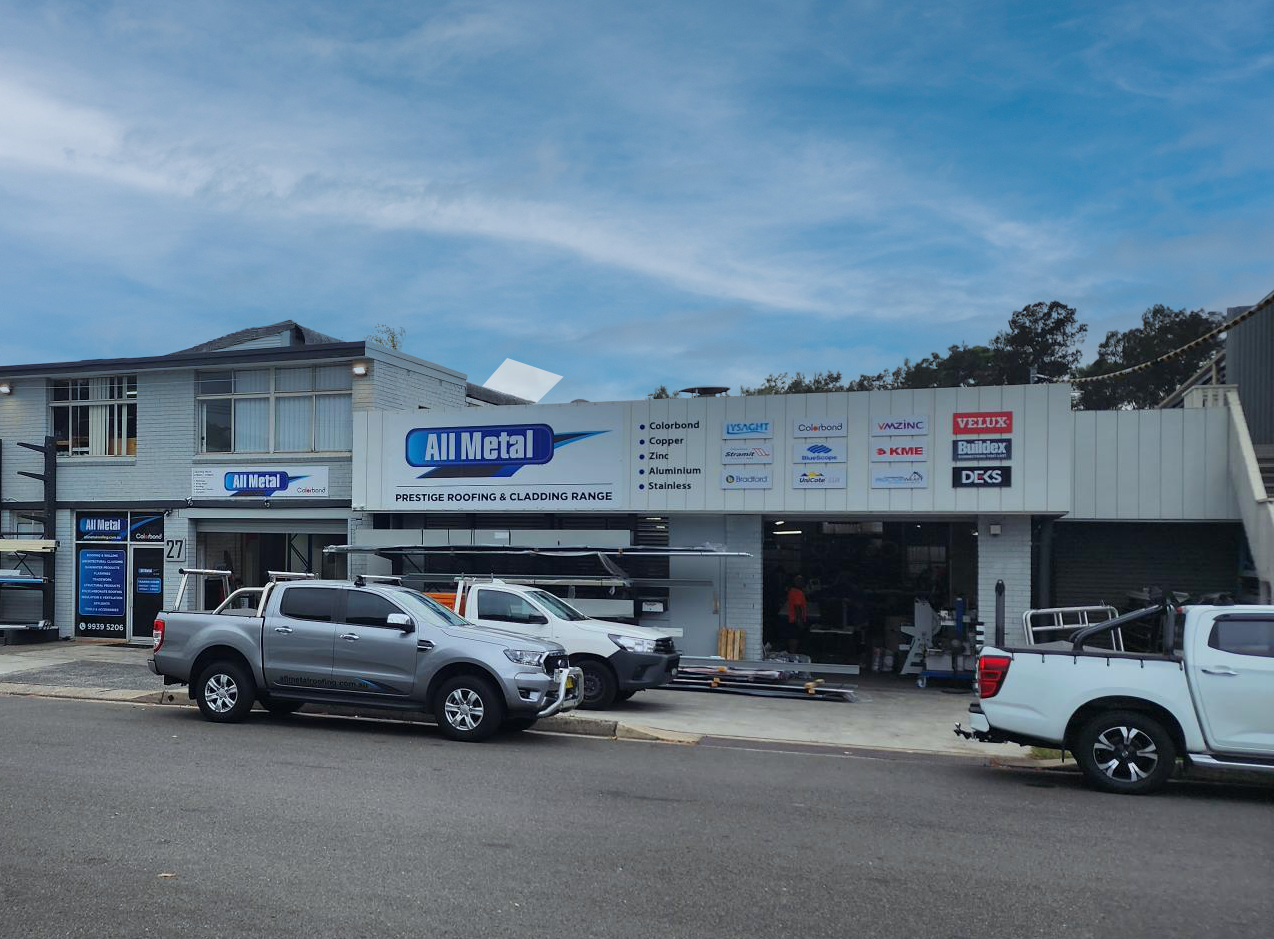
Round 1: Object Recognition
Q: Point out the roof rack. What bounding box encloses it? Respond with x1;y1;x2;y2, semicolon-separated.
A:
267;570;316;582
353;574;403;587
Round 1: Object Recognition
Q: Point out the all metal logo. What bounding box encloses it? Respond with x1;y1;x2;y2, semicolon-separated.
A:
405;423;607;479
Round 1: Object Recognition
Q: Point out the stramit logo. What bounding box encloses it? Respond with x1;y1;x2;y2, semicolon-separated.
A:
953;438;1012;461
405;424;606;478
952;411;1013;435
723;421;773;438
871;414;929;436
871;444;927;463
721;443;774;464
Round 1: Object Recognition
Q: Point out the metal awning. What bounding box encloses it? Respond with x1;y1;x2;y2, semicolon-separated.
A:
323;544;750;558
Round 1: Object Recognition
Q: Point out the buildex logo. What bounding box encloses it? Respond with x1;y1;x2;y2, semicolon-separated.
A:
953;438;1012;461
405;424;606;478
224;471;308;497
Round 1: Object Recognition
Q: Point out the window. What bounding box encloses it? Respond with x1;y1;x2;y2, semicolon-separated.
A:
197;366;352;454
476;590;544;624
1208;618;1274;658
529;590;587;621
279;587;336;623
50;376;138;457
344;591;404;628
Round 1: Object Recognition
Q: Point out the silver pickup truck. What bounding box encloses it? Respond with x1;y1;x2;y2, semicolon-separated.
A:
149;571;583;741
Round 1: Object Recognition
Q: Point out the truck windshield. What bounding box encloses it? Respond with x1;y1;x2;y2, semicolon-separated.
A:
390;588;473;629
529;590;588;621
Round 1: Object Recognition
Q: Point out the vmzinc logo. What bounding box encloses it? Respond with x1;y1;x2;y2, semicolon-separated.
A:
224;471;311;497
405;423;606;478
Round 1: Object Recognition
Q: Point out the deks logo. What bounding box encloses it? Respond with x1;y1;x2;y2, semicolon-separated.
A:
224;471;309;497
405;423;606;479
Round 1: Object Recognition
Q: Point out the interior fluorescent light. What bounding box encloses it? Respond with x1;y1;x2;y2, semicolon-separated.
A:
773;530;803;536
774;520;784;525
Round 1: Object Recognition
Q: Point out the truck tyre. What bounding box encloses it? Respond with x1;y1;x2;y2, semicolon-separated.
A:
502;717;538;733
195;660;256;724
577;660;618;709
1075;710;1177;795
434;674;505;742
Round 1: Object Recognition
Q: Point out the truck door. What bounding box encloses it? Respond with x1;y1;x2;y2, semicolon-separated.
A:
470;588;552;639
330;589;418;696
1190;613;1274;754
265;586;337;689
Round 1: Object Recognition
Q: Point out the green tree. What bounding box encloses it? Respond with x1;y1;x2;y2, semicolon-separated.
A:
739;371;847;395
990;301;1087;384
368;324;406;349
1076;305;1223;409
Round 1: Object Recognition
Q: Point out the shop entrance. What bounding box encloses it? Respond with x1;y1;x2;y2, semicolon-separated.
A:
196;530;347;608
762;518;978;669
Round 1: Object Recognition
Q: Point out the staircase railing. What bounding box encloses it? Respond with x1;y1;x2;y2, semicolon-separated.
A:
1225;390;1274;601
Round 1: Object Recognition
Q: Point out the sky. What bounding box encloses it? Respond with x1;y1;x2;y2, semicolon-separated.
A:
0;1;1271;402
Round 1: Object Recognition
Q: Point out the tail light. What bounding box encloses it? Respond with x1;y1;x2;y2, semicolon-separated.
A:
152;618;165;652
978;655;1012;698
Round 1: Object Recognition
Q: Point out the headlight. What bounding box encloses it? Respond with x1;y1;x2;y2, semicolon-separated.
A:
609;634;656;654
504;649;547;667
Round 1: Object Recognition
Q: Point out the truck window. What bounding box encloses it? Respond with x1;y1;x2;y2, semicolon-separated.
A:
529;590;588;621
344;591;404;629
476;590;541;624
1208;618;1274;658
279;587;336;623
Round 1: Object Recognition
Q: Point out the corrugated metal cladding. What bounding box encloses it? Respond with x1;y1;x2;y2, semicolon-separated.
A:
1227;303;1274;446
1051;522;1245;607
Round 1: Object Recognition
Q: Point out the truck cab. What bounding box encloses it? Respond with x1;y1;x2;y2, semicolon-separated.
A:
448;579;680;709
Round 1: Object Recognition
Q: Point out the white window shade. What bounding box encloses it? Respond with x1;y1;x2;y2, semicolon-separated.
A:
315;364;352;391
275;396;313;451
314;394;352;450
276;367;313;392
234;370;270;394
234;398;270;452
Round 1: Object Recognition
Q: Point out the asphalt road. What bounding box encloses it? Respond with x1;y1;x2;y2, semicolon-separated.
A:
1;696;1271;939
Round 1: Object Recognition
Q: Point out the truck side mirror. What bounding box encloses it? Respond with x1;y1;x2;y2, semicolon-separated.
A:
387;612;414;632
526;614;549;626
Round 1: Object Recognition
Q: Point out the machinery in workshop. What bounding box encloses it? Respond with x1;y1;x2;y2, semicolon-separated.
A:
900;598;979;688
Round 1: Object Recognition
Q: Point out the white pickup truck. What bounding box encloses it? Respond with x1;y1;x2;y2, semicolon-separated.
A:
957;603;1274;794
430;579;680;710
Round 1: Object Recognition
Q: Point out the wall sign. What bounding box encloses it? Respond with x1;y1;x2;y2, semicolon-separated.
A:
871;415;929;436
792;468;846;489
871;468;928;489
953;411;1013;435
793;442;847;464
75;511;167;638
76;547;127;636
192;465;331;499
953;438;1012;461
722;421;773;439
720;469;773;490
76;512;129;542
721;443;774;464
952;466;1013;487
791;417;847;438
871;443;927;463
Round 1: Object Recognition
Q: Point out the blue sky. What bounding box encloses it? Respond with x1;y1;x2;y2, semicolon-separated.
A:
0;1;1270;402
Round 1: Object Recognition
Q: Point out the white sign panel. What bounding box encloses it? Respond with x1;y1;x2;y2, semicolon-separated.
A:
791;416;847;438
792;468;846;489
871;467;928;489
871;415;929;436
192;465;330;499
380;406;624;510
722;420;773;439
793;441;847;464
721;443;774;464
720;469;774;490
871;442;928;463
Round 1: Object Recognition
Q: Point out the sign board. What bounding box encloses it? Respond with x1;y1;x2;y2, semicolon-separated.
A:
192;465;330;499
871;468;928;489
722;421;773;439
953;411;1013;435
721;443;774;464
791;416;847;438
720;469;774;490
76;512;128;542
952;438;1012;461
792;468;846;489
76;547;127;637
952;466;1013;488
871;443;927;463
871;415;929;436
793;441;847;464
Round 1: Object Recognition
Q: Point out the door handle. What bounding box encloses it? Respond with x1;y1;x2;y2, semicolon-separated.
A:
274;626;293;634
1201;666;1237;676
340;633;359;641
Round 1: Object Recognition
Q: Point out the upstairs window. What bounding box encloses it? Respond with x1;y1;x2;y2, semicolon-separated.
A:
197;366;352;454
50;376;137;457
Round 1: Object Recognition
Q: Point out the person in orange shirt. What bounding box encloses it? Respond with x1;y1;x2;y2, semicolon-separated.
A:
784;575;808;652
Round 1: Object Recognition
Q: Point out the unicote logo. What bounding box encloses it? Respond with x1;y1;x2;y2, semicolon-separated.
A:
224;471;306;497
405;424;606;479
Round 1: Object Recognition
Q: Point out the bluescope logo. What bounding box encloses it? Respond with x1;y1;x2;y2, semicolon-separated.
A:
223;471;308;496
405;424;606;478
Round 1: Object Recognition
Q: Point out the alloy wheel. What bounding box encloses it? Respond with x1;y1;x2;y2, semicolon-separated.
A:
444;688;485;731
204;673;239;714
1092;725;1159;782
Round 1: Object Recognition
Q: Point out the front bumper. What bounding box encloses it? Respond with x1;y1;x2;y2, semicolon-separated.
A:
609;650;681;691
537;666;585;718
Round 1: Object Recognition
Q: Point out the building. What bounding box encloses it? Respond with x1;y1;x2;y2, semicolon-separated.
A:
0;321;513;642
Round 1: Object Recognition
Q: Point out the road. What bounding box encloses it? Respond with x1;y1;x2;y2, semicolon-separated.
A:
1;696;1270;939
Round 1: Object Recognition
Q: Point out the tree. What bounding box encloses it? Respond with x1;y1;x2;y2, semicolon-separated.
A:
368;324;406;349
739;371;847;395
648;385;678;399
990;301;1087;385
1076;306;1223;409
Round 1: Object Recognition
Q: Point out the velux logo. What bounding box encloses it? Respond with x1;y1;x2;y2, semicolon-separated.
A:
952;411;1013;434
405;423;606;478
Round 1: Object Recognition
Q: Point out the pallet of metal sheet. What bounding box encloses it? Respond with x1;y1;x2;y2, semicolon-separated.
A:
669;673;856;702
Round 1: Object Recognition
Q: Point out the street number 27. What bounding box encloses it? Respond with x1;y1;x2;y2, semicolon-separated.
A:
165;539;186;561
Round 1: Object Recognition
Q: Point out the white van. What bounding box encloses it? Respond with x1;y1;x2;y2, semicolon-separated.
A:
441;579;680;709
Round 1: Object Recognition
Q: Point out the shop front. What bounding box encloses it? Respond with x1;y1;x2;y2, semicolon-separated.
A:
74;510;168;642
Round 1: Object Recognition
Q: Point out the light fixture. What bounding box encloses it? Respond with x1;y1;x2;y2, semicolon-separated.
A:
774;520;785;526
0;382;11;395
352;363;368;376
989;523;1002;537
773;529;803;536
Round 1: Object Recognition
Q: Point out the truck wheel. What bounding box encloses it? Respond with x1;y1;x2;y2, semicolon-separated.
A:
1075;710;1177;795
195;660;256;724
578;660;618;709
502;717;538;733
434;674;505;742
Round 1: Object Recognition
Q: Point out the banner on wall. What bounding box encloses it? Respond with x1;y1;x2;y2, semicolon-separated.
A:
192;466;330;499
75;511;166;638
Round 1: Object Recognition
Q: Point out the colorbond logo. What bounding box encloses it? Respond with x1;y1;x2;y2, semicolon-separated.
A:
871;415;929;436
952;466;1012;487
871;443;927;463
721;443;774;465
793;442;847;463
952;411;1013;434
792;417;847;437
952;438;1012;461
722;421;773;438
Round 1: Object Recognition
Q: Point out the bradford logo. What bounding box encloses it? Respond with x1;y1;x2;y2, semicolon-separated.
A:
405;424;606;479
224;471;307;496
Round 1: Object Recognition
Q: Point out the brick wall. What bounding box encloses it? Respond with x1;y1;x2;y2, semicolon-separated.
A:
977;515;1032;646
367;360;467;411
724;515;764;658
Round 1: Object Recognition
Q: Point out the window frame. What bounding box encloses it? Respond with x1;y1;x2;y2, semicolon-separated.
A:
277;585;340;623
49;374;138;458
196;366;352;455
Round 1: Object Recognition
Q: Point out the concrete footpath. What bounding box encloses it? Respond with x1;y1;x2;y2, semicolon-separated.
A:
0;639;1019;757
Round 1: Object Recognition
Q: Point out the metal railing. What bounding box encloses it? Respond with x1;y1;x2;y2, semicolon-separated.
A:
1224;390;1274;601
